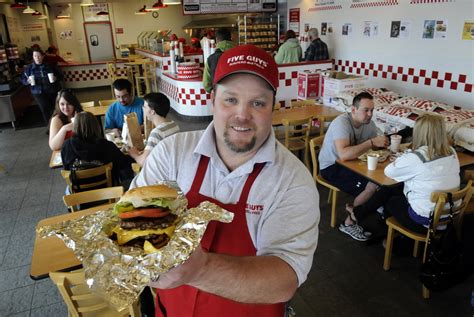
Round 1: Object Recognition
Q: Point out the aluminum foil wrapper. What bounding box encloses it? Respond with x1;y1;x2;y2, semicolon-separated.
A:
37;185;233;311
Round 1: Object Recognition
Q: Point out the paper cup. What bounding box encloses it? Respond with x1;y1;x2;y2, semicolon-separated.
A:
367;154;379;171
105;132;115;142
47;73;55;83
390;134;402;153
29;75;35;86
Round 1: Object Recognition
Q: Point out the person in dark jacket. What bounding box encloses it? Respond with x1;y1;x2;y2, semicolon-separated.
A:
304;28;329;61
22;48;63;126
61;111;134;188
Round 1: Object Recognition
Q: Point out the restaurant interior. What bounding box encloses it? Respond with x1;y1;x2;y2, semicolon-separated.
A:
0;0;473;316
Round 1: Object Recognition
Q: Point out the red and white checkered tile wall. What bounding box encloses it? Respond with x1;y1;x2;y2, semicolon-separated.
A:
410;0;455;3
308;5;342;12
334;59;473;94
158;78;211;107
350;0;398;8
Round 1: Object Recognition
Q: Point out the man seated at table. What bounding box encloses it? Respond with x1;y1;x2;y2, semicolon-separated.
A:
105;78;144;136
128;92;180;167
319;92;388;241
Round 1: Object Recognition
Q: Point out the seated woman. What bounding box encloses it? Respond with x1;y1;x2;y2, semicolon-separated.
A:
61;111;134;188
49;89;83;151
345;114;460;234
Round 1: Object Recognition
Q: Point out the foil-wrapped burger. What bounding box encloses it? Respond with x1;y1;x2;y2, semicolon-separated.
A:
111;185;181;254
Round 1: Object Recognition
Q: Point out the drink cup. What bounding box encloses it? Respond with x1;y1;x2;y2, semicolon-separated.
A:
390;134;402;153
47;73;55;83
29;75;35;86
367;154;379;171
105;132;115;142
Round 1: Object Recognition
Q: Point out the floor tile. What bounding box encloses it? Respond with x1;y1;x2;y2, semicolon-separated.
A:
0;265;35;293
0;243;34;270
31;279;63;308
0;285;34;316
30;302;68;317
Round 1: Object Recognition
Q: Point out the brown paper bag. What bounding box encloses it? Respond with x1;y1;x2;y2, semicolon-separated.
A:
124;113;144;151
144;118;154;141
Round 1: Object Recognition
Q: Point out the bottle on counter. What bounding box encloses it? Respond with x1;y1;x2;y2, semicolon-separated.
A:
178;42;185;64
174;41;181;70
169;41;177;74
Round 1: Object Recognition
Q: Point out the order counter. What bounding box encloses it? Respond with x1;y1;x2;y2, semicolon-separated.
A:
59;61;129;89
138;47;333;121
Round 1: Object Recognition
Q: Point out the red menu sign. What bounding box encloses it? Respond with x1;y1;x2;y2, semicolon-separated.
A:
289;8;300;36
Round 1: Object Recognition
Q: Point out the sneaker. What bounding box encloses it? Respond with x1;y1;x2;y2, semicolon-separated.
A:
339;223;369;241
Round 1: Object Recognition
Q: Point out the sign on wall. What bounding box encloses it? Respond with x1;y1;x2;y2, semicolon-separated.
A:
23;23;45;32
289;8;300;36
82;3;110;22
422;20;448;39
182;0;277;15
309;0;343;11
462;21;474;40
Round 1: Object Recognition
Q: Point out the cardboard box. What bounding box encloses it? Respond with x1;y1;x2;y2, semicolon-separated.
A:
323;72;367;97
298;71;321;100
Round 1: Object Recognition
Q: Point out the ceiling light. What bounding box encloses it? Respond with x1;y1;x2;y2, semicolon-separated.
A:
163;0;181;4
38;15;48;20
10;2;27;9
150;0;167;10
135;5;149;15
32;11;42;16
23;6;36;14
80;0;94;6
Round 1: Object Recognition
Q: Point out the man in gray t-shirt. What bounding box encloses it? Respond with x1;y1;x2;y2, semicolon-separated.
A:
319;92;388;241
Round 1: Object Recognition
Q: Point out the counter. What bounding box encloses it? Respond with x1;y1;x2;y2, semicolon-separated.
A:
0;84;34;128
59;61;128;89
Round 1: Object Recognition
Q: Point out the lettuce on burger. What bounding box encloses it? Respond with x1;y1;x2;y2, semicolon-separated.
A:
112;185;180;254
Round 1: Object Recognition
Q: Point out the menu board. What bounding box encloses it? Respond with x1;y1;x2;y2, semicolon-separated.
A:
183;0;277;15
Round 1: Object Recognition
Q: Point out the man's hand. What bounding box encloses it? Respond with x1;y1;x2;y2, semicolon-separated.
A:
127;146;141;159
371;135;389;148
150;246;207;289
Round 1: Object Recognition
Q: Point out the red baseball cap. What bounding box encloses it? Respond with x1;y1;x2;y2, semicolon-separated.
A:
213;44;279;92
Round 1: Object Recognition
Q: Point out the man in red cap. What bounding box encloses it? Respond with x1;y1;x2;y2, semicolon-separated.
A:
131;44;320;317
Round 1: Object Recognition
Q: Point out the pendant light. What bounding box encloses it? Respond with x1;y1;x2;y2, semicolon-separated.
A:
10;2;27;9
23;1;36;14
148;0;167;11
135;5;149;15
80;0;94;6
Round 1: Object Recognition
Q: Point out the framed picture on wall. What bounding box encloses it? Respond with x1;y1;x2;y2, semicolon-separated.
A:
82;3;110;22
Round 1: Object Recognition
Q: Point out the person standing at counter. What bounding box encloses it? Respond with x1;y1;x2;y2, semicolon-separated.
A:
128;92;180;167
105;78;144;136
132;44;320;317
304;28;329;61
274;30;302;64
49;89;83;151
22;48;63;128
202;28;237;93
44;45;67;67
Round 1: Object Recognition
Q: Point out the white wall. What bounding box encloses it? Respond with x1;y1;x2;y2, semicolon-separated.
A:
289;0;474;109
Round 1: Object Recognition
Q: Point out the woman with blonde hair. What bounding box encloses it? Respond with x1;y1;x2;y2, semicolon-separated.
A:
345;113;459;236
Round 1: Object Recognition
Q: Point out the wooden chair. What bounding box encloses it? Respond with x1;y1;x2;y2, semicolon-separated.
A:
383;180;473;299
273;101;281;111
80;101;95;108
61;162;113;193
106;62;130;97
281;116;313;168
99;99;116;107
290;99;315;108
50;270;140;317
309;136;341;228
63;186;124;212
134;60;157;97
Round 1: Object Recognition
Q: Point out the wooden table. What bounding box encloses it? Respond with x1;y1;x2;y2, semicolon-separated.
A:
30;203;115;280
337;151;474;187
272;105;341;126
49;150;62;169
87;105;110;117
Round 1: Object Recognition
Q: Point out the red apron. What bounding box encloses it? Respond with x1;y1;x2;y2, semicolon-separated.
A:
155;155;285;317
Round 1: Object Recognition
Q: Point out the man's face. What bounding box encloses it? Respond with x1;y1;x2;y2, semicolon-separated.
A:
142;101;153;120
212;73;274;156
33;51;43;65
352;98;375;125
114;88;132;106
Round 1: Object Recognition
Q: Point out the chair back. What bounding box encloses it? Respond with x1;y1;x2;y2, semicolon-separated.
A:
309;136;324;181
63;186;123;212
291;99;314;108
429;180;473;237
80;101;95;108
49;270;139;317
282;116;313;151
99;99;116;107
61;162;113;193
274;101;281;111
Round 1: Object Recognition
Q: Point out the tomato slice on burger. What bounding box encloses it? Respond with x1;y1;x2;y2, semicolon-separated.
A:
119;208;170;219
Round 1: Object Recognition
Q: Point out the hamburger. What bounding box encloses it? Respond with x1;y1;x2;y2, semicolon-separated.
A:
111;185;180;254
